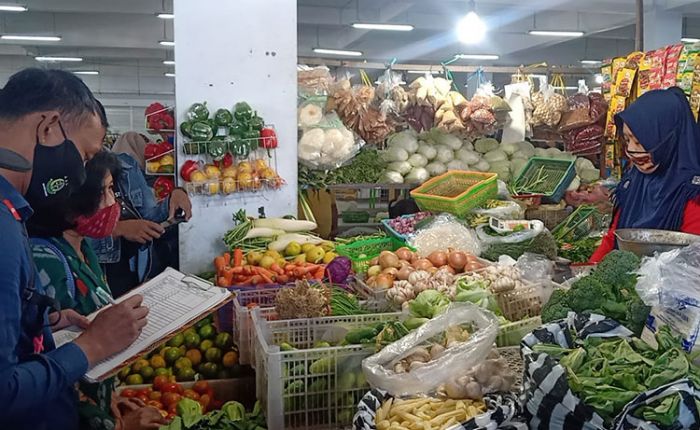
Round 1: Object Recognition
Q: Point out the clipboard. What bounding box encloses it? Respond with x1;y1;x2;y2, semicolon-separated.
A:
53;267;233;382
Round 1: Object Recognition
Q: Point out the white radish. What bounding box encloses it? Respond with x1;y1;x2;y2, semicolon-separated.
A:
253;218;317;232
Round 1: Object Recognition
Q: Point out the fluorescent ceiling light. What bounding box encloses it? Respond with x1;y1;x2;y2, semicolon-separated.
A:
159;40;175;46
73;70;99;75
35;56;82;62
407;70;441;74
529;30;584;37
0;5;27;12
163;60;175;65
157;13;174;19
682;37;700;43
455;54;499;60
164;72;175;77
457;9;486;44
580;59;601;65
2;35;61;41
553;86;578;90
352;23;413;31
594;74;604;84
313;48;362;56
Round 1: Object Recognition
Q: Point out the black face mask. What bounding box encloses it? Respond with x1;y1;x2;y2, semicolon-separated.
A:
26;122;86;237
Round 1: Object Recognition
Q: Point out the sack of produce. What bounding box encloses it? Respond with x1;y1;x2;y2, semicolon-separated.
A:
362;302;499;397
522;313;700;430
353;389;525;430
409;214;482;257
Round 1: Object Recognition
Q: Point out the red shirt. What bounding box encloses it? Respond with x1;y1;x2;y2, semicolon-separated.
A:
589;199;700;263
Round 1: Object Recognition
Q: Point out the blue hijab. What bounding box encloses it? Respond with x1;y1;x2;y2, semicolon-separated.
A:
615;87;700;230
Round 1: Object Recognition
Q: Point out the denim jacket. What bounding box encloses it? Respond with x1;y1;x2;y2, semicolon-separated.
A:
88;153;169;264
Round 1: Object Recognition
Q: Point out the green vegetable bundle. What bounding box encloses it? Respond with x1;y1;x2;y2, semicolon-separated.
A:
541;250;649;335
533;326;700;426
161;398;266;430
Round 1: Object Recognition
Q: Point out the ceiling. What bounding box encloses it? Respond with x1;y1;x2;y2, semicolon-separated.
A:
0;0;699;94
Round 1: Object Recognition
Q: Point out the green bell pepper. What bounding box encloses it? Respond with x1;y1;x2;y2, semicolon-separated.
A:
242;129;260;150
229;137;250;158
190;121;214;141
186;102;209;122
229;122;245;137
249;113;264;131
233;102;253;122
214;108;233;127
179;121;193;139
208;137;228;159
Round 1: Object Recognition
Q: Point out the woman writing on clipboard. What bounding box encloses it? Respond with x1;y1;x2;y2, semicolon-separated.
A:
30;151;164;430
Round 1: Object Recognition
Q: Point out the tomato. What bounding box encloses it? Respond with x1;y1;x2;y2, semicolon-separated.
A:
198;394;211;412
153;375;170;391
136;394;149;403
192;380;210;395
160;382;182;394
167;403;179;415
147;400;164;410
149;391;162;401
182;389;200;401
120;389;137;398
137;388;153;397
161;392;182;407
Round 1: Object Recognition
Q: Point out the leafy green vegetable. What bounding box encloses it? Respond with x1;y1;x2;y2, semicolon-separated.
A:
541;289;572;323
409;290;450;319
221;401;246;422
635;394;681;427
176;398;203;428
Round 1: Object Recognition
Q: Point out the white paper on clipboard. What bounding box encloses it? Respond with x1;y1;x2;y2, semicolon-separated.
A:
53;267;231;382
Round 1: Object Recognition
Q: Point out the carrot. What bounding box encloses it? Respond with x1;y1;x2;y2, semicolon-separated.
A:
223;252;231;267
241;266;255;276
293;265;322;277
249;275;263;285
214;256;226;273
251;267;274;284
284;264;296;272
276;274;289;284
246;303;259;309
269;263;285;275
231;266;245;274
313;267;325;280
217;276;229;287
233;249;244;267
222;267;235;285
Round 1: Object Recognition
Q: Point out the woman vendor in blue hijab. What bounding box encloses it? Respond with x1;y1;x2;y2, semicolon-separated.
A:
591;87;700;262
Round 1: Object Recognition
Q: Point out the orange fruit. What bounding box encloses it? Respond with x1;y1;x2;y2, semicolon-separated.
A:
150;355;166;369
185;349;202;367
222;351;238;368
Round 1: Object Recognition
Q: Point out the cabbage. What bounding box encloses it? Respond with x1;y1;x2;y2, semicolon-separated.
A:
387;161;412;176
417;142;437;160
575;157;596;174
500;141;520;156
425;162;447;177
517;141;536;158
446;160;469;171
545;147;562;158
434;132;463;150
408;153;428;168
510;151;530;160
579;168;600;183
556;151;576;161
455;148;481;165
510;158;528;177
462;140;474;151
472;159;490;172
388;131;419;154
405;167;430;184
489;160;511;182
408;290;450;319
474;137;499;154
381;170;404;184
534;147;548;158
483;149;508;163
383;146;409;162
435;145;454;164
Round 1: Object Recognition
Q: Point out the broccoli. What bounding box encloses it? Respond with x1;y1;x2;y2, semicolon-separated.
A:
592;250;641;288
567;277;619;315
541;289;573;323
623;295;651;336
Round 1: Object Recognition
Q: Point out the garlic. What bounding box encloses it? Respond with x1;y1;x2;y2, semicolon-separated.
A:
430;344;446;360
394;362;406;374
408;270;430;285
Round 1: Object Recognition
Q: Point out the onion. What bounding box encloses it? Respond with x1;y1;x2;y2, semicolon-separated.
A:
412;259;433;271
378;252;400;269
367;265;382;277
427;251;448;267
465;262;483;272
374;274;393;289
398;260;412;269
370;257;380;266
397;265;413;281
395;247;414;261
447;251;468;271
382;267;399;278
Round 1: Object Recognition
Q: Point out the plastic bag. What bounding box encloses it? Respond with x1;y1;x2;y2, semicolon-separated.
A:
297;65;333;96
516;252;555;303
362;302;499;397
376;68;408;116
298;95;327;128
408;213;482;256
298;112;364;170
476;221;544;245
472;200;524;220
636;242;700;308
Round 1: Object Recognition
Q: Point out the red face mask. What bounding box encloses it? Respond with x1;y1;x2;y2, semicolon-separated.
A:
74;203;120;238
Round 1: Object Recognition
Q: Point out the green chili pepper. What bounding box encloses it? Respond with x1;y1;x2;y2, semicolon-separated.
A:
179;121;193;139
214;108;234;127
186;102;209;122
233;102;253;122
189;121;214;141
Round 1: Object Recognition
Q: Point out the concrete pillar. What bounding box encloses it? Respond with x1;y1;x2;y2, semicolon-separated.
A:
174;0;298;273
644;4;682;50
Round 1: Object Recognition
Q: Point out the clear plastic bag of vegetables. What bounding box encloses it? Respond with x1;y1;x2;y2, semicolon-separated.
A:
376;68;409;117
362;302;499;397
408;213;482;257
297;112;365;170
636;241;700;308
297;65;333;97
298;94;327;128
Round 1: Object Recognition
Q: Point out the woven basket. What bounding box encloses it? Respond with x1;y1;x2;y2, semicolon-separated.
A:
526;205;573;230
410;170;498;217
496;283;542;322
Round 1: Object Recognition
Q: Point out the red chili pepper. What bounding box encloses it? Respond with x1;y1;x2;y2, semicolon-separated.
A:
180;160;199;182
260;128;278;156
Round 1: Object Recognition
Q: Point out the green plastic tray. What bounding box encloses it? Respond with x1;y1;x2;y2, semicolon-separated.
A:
513;157;575;203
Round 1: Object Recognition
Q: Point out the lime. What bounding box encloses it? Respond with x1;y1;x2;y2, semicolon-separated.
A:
199;362;219;379
184;332;201;349
118;366;131;381
125;374;144;385
139;366;155;381
198;325;216;340
132;358;150;373
199;339;214;352
174;357;192;371
154;367;170;377
150;355;166;369
204;347;222;363
183;327;198;338
214;332;232;349
167;333;185;348
195;316;213;330
176;367;196;382
164;347;183;365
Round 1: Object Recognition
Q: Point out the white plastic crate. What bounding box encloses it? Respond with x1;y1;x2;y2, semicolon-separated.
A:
252;309;403;429
233;286;287;365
